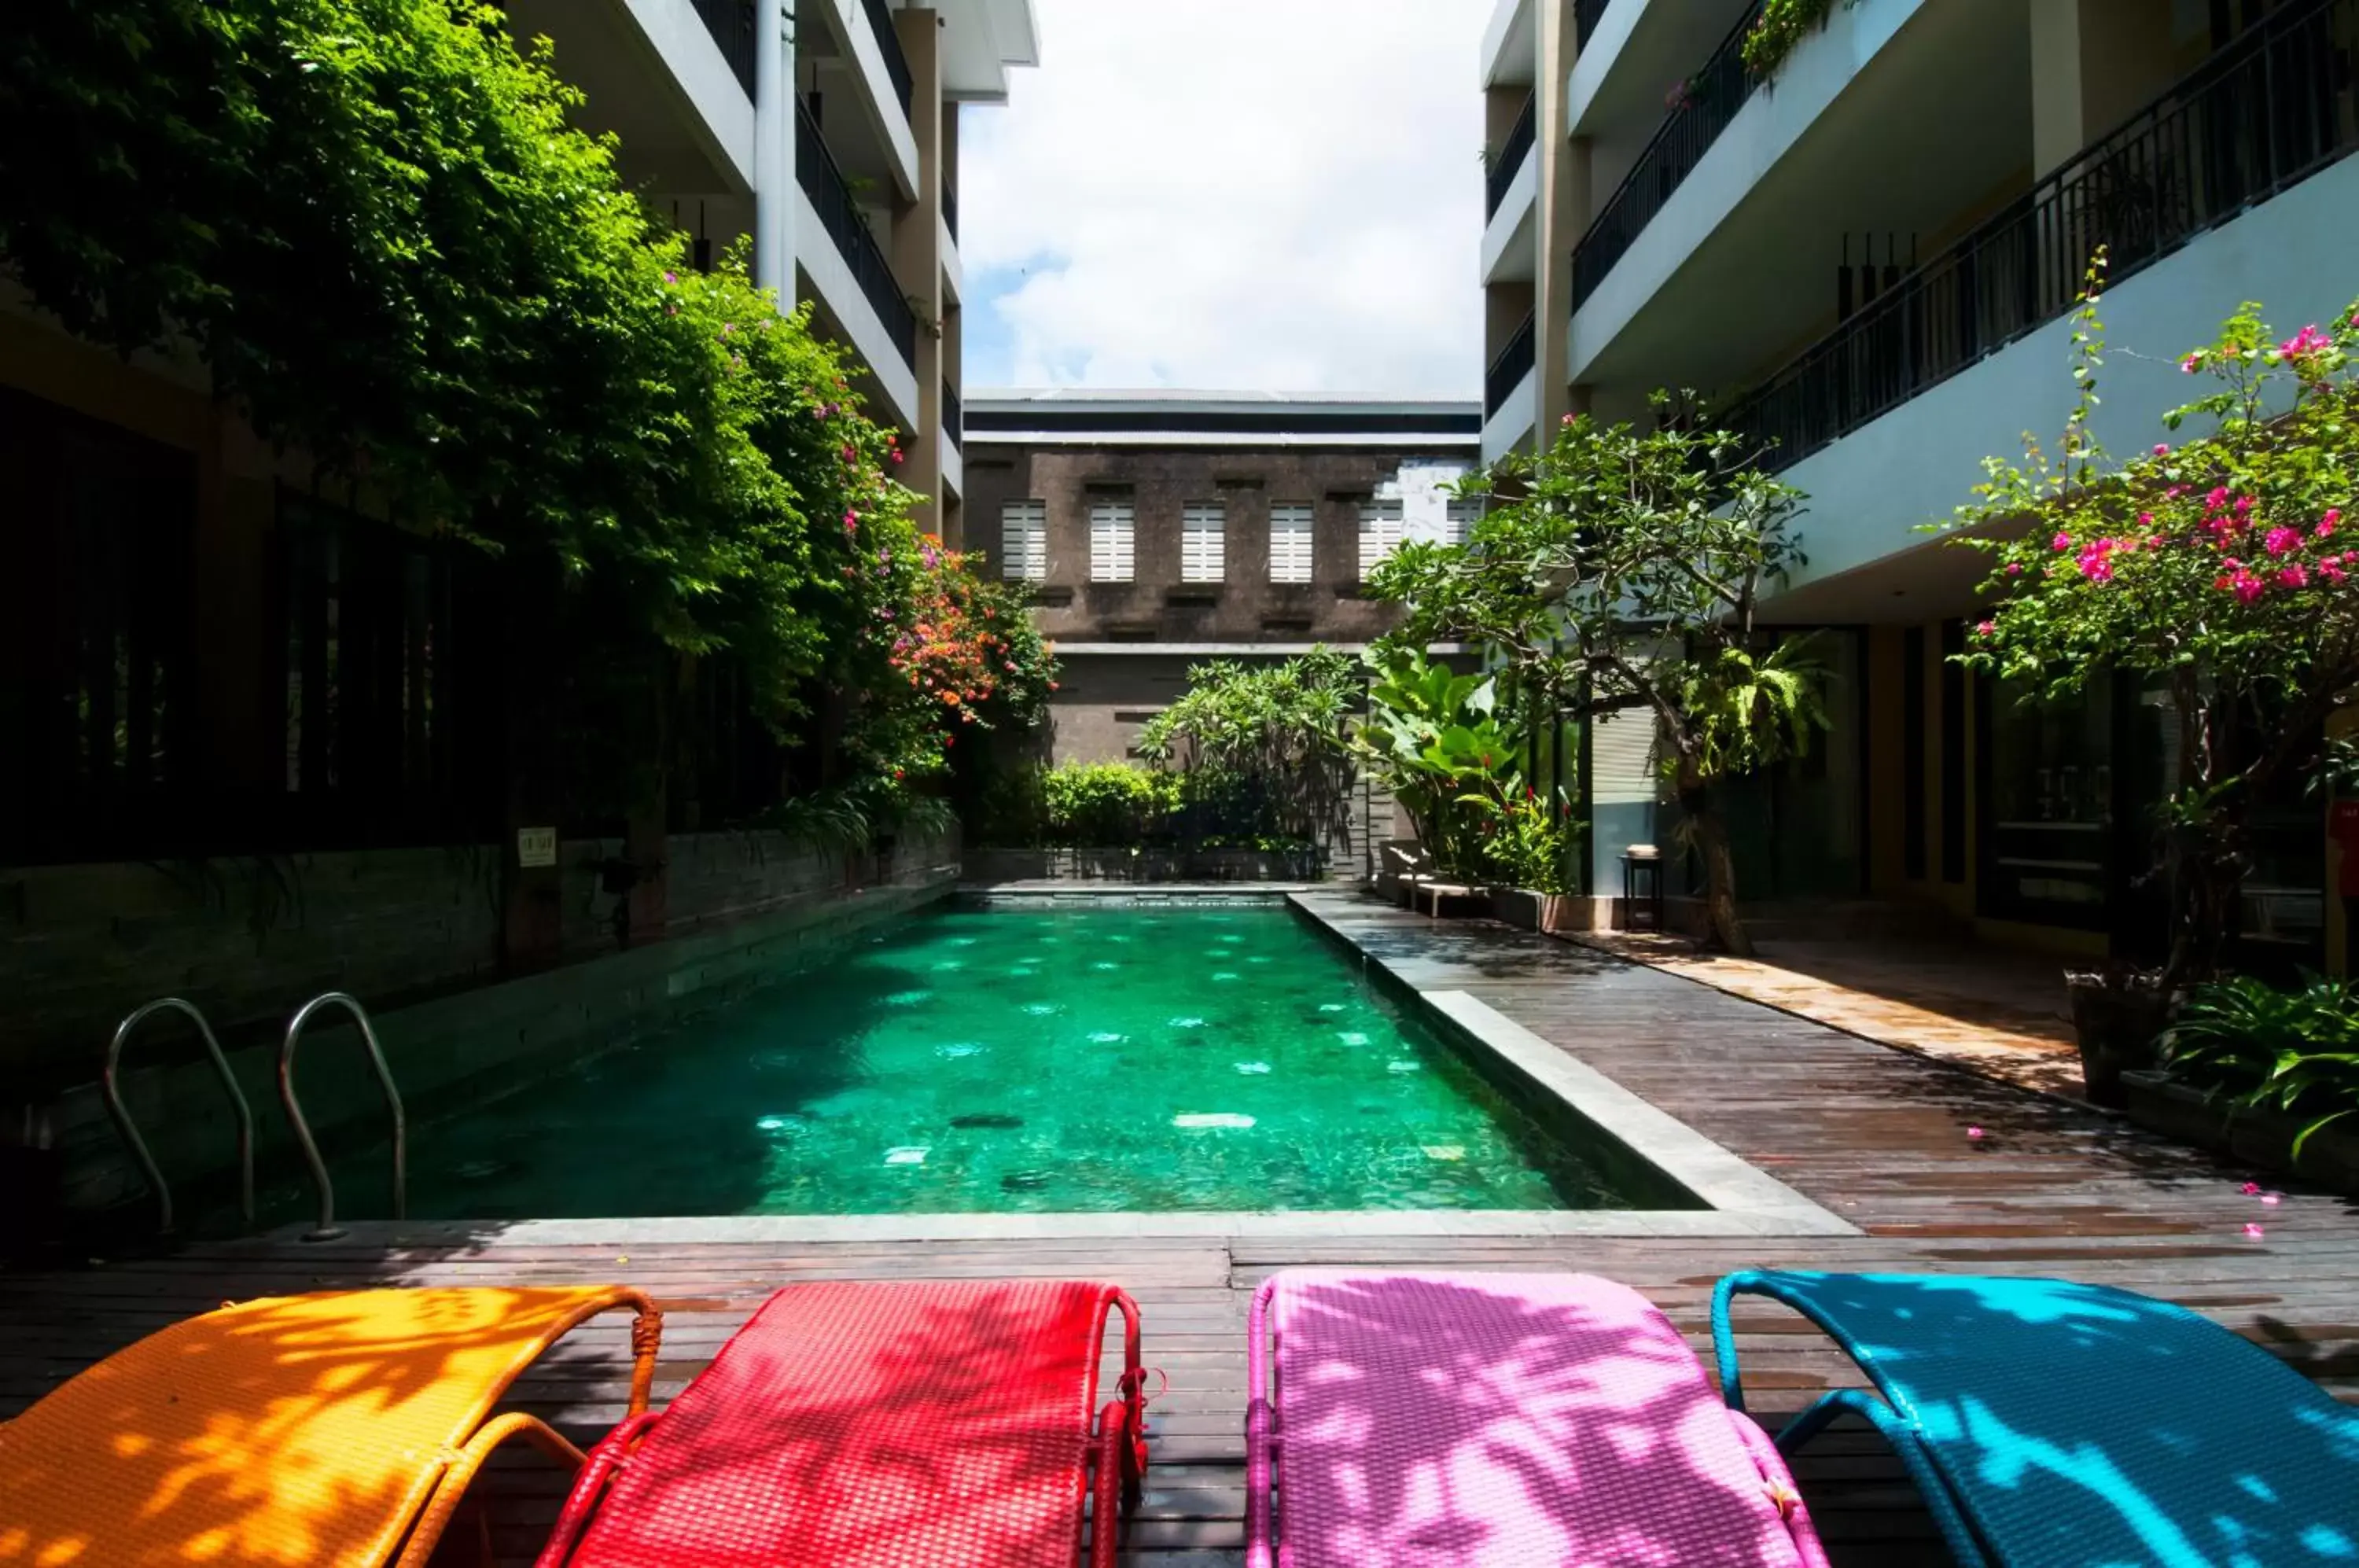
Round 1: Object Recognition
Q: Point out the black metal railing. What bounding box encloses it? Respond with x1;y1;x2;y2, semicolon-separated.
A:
1486;92;1539;220
1486;310;1538;418
861;0;915;117
1570;2;1761;312
1574;0;1614;52
1719;0;2359;473
942;180;959;241
944;380;962;448
689;0;757;99
796;99;919;370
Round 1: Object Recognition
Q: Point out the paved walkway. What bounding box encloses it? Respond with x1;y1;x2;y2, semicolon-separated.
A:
1571;926;2088;1099
5;892;2350;1566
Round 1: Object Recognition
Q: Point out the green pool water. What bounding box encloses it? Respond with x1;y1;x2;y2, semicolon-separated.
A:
332;904;1642;1216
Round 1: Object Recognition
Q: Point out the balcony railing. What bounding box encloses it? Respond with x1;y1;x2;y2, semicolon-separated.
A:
1718;0;2359;473
861;0;916;117
1574;0;1613;52
796;99;918;370
944;380;962;448
942;179;959;242
1570;2;1761;313
1486;92;1539;220
689;0;756;99
1486;310;1538;418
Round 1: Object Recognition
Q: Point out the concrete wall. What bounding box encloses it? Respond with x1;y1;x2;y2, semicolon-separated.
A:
962;442;1471;644
27;830;959;1228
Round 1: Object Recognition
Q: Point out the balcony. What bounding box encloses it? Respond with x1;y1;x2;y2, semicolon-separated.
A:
860;0;915;116
944;379;963;448
1574;0;1611;52
797;98;918;371
1486;92;1537;221
943;179;959;242
1720;0;2359;474
687;0;756;98
1570;2;1759;314
1486;311;1536;420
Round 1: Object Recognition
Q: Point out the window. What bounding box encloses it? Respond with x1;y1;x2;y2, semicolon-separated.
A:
1089;499;1135;581
1357;498;1405;580
1269;502;1314;583
999;499;1047;581
1180;501;1226;583
1444;497;1483;546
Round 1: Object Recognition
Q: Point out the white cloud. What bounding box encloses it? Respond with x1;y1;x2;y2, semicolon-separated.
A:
960;0;1487;396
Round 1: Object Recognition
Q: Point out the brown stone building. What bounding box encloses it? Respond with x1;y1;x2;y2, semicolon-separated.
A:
959;392;1481;766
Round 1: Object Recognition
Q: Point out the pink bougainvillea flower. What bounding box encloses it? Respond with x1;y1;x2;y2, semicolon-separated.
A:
2280;565;2309;589
2243;1222;2265;1239
2322;508;2343;536
2052;532;2074;552
2181;352;2204;373
1974;620;1995;638
2262;1191;2282;1205
841;445;857;462
1965;1124;1985;1140
2322;558;2349;586
2265;525;2302;556
2005;561;2024;577
2241;1180;2262;1194
2206;486;2232;511
2231;570;2266;604
891;450;905;465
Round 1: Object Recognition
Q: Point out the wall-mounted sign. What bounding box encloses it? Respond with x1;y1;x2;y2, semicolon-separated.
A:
517;826;558;869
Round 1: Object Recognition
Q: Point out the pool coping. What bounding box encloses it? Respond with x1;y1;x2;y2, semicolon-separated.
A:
277;889;1857;1247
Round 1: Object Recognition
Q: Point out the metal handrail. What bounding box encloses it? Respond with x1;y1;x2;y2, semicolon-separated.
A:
1486;309;1538;418
796;98;920;369
278;992;405;1242
1575;0;1614;52
860;0;915;116
1717;0;2359;472
102;998;254;1234
944;377;962;447
1570;2;1763;312
1486;92;1538;220
687;0;757;100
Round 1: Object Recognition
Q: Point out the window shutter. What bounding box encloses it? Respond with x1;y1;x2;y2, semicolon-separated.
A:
1268;502;1314;583
1444;498;1482;547
999;500;1047;581
1357;499;1405;580
1180;502;1226;583
1089;500;1135;582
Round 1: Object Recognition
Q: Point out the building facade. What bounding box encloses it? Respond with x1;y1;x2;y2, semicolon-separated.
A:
1481;0;2359;962
962;392;1481;766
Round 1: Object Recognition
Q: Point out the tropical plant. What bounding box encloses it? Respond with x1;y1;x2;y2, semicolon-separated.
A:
1742;0;1853;78
1948;256;2359;985
1368;402;1824;953
1357;650;1526;881
1135;651;1360;867
2162;974;2359;1155
1486;791;1577;895
1039;764;1181;847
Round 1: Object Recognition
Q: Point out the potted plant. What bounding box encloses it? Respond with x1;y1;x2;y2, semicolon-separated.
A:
1488;790;1581;933
2135;973;2359;1189
2063;963;2175;1109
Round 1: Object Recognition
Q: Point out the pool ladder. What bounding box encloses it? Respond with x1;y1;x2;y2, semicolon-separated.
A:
103;990;407;1243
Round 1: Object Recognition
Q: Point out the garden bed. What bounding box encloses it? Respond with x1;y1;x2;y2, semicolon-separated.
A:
965;847;1314;883
2121;1069;2359;1195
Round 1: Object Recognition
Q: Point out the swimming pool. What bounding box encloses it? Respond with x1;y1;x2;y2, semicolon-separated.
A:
286;901;1661;1218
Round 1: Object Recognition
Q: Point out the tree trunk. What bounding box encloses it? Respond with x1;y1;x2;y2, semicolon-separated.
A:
1678;769;1753;956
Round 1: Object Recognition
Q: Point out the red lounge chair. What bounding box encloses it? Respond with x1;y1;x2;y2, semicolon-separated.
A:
535;1279;1149;1568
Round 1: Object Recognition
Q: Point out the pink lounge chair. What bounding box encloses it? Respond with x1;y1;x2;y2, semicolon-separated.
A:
1246;1270;1830;1567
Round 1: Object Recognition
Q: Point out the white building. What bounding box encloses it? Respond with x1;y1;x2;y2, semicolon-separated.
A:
1481;0;2358;955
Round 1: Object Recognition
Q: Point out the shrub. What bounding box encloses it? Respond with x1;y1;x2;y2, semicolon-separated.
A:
2162;974;2359;1154
1485;792;1577;895
1040;764;1180;847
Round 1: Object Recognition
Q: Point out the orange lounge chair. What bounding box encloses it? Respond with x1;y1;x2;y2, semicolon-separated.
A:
534;1279;1149;1568
0;1284;661;1567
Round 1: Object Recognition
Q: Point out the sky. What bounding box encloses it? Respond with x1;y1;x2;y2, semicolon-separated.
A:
958;0;1488;397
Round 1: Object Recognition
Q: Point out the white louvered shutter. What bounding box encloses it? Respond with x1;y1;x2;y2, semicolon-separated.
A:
1357;499;1406;580
1444;497;1482;547
1268;502;1314;583
1089;500;1135;581
1180;502;1226;583
999;500;1047;581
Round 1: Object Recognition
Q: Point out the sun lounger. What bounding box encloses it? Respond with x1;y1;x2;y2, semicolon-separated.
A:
1712;1269;2359;1567
1247;1270;1828;1566
0;1284;661;1568
535;1278;1149;1568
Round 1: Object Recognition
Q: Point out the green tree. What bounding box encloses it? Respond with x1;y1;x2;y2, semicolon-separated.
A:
1135;650;1360;866
1371;402;1824;953
1356;649;1525;882
1949;259;2359;986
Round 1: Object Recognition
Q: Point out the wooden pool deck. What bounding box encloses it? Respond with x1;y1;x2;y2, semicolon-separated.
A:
6;891;2356;1564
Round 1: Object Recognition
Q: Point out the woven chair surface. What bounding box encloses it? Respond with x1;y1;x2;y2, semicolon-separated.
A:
1739;1271;2359;1566
1260;1270;1822;1567
0;1285;642;1567
564;1278;1117;1568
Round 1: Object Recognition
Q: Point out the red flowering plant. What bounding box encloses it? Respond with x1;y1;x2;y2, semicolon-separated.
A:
1949;252;2359;985
878;537;1057;766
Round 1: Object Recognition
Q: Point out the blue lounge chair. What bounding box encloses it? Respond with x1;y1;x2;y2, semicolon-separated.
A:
1711;1270;2359;1567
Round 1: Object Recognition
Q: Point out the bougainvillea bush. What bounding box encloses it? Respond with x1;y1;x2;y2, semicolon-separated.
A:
1952;257;2359;983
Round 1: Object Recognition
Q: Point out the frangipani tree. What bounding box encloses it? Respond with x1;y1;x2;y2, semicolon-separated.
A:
1371;399;1824;954
1952;259;2359;987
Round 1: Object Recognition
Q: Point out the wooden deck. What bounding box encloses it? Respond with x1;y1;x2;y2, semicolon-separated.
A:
6;892;2356;1564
